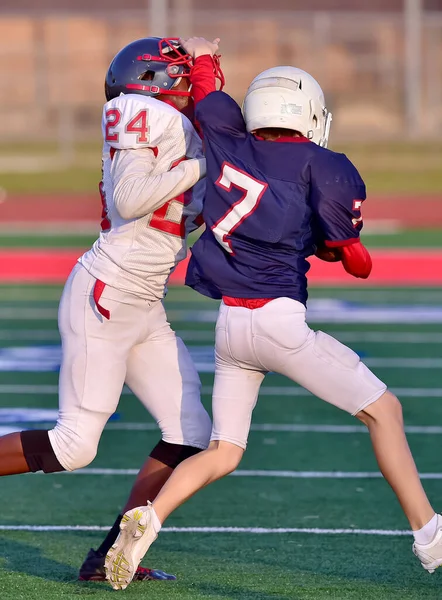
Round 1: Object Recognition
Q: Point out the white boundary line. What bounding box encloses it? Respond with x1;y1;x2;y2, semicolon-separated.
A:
1;330;442;344
4;330;442;344
0;330;60;341
3;306;442;324
31;468;442;479
1;384;441;398
363;358;442;368
329;331;442;344
0;525;411;536
3;422;442;435
105;423;442;434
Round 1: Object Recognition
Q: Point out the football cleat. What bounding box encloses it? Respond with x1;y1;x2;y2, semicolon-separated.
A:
413;514;442;573
105;503;159;590
79;547;175;582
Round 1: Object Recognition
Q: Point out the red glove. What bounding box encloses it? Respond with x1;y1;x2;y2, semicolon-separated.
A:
340;241;372;279
320;239;372;279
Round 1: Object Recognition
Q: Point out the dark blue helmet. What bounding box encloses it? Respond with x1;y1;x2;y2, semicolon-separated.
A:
105;37;193;102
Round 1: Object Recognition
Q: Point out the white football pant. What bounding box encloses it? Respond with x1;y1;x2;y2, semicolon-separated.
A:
211;298;387;449
49;263;211;471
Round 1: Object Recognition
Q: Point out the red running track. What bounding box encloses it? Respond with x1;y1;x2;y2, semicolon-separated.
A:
0;249;441;285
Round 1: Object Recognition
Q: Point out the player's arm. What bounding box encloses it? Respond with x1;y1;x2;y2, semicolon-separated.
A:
179;37;224;131
111;148;206;220
310;152;372;279
195;91;247;138
180;37;222;105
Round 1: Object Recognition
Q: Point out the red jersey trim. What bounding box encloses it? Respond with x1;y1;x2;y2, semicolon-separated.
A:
253;134;310;143
223;296;274;309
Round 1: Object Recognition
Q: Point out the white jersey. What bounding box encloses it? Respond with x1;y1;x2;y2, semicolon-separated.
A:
79;94;206;300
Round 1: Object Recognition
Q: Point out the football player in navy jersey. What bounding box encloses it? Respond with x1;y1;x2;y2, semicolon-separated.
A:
105;64;442;590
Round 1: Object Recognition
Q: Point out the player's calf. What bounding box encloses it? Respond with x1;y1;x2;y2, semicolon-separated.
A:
355;390;403;428
355;390;435;532
204;440;244;478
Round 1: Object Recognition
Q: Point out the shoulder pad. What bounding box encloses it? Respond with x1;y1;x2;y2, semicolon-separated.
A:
310;147;364;187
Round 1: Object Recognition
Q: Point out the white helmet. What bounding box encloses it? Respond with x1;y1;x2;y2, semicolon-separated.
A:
243;66;332;147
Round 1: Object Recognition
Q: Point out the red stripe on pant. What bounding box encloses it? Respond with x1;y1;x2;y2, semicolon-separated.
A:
93;280;110;320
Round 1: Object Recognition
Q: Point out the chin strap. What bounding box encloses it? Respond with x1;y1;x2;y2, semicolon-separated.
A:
159;89;192;97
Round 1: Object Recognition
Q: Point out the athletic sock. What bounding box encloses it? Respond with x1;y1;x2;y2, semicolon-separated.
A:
151;505;162;534
96;514;123;556
413;513;438;546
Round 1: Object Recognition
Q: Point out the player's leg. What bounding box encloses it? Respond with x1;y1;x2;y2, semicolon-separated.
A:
144;301;264;519
152;356;265;523
76;295;178;582
355;393;442;572
124;301;213;506
49;265;141;473
251;298;439;569
101;301;212;585
0;264;128;476
105;303;265;590
0;431;34;475
356;392;433;529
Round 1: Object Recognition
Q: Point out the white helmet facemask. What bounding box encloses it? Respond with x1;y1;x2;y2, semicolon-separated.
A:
242;66;332;147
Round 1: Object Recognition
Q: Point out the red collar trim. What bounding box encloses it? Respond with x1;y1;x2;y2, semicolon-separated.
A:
253;134;310;143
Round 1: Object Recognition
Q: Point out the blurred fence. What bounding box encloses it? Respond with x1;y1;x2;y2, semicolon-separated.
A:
1;6;442;168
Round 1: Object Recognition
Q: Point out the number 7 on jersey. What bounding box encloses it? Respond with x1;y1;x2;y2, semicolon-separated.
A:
211;162;268;254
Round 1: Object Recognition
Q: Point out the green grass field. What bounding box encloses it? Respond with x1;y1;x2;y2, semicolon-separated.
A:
1;284;442;599
0;228;441;250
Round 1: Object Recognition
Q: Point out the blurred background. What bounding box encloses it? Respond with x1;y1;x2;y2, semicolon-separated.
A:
0;0;440;271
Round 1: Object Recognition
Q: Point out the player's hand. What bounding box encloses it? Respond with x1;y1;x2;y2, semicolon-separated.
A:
315;245;342;262
179;37;220;59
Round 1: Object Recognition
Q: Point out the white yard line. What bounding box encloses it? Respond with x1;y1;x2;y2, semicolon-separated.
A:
103;423;442;435
0;330;441;344
205;386;442;398
3;306;442;324
364;358;442;368
2;421;442;435
0;330;60;341
0;384;441;398
328;331;442;344
0;384;60;394
0;524;411;536
30;468;442;480
0;308;58;320
167;308;442;324
177;330;442;343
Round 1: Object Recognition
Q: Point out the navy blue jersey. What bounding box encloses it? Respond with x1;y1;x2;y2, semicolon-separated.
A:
186;91;366;306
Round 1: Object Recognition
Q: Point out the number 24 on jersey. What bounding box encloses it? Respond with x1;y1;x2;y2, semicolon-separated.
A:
105;108;150;144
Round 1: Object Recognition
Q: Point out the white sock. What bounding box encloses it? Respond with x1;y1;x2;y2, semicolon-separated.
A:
151;505;162;534
413;513;438;546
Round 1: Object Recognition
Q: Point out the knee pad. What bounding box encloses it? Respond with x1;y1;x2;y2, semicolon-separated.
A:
149;440;203;469
20;430;65;473
48;425;98;471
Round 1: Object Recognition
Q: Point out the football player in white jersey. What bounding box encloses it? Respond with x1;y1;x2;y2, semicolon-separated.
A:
0;35;223;582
